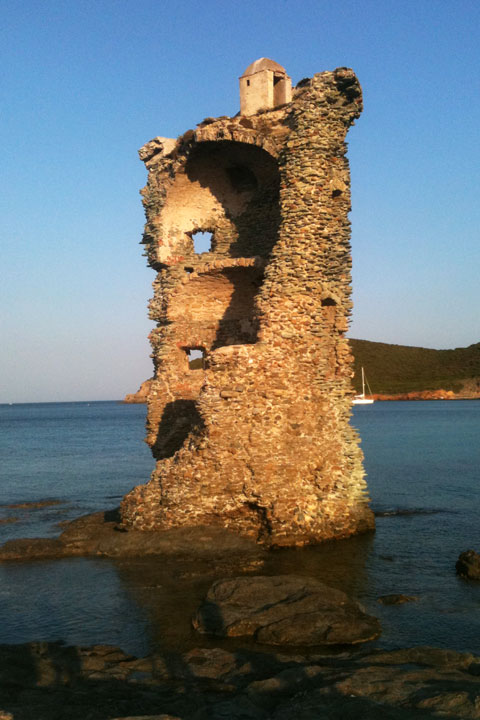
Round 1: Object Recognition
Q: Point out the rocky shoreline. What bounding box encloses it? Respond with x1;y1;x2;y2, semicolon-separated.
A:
371;389;480;401
0;510;271;562
2;513;480;718
2;638;480;719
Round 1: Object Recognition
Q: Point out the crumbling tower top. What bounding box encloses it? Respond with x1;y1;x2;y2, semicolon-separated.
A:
239;57;292;116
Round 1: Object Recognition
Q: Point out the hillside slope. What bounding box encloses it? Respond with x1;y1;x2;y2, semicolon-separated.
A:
350;339;480;395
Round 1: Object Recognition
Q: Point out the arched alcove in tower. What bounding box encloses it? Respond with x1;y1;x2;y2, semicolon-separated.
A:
158;140;280;262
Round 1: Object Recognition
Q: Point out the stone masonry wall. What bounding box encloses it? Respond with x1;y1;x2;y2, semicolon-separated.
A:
120;66;375;547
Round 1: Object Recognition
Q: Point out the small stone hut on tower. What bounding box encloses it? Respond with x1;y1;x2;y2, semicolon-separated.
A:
239;57;292;115
120;59;374;547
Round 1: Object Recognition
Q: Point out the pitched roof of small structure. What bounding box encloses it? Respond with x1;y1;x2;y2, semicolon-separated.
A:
241;58;287;78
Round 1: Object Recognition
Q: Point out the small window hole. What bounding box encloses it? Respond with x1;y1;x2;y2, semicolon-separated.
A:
185;347;206;370
192;231;213;254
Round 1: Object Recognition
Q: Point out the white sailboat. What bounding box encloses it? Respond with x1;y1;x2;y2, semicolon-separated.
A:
352;367;374;405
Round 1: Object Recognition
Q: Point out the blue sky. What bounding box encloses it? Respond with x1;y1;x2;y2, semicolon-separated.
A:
1;0;479;402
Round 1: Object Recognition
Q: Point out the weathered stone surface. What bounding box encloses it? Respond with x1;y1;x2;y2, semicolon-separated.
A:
192;575;381;646
272;646;480;719
246;665;325;710
124;378;153;403
120;59;373;548
456;549;480;580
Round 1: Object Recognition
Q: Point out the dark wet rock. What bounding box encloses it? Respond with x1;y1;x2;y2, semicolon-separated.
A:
333;662;480;718
181;647;306;691
112;716;181;720
3;641;480;719
0;536;66;560
271;646;480;719
0;511;267;564
374;508;447;517
0;499;63;510
377;594;418;605
194;696;266;719
361;646;478;669
192;575;381;646
246;665;325;710
456;549;480;580
0;500;65;532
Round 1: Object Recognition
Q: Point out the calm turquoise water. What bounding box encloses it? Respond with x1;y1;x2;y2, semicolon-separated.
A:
0;400;479;656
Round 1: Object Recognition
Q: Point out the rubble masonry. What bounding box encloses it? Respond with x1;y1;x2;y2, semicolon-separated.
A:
120;63;374;547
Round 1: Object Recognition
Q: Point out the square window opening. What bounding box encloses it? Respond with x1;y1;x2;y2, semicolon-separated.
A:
185;347;206;370
192;231;213;254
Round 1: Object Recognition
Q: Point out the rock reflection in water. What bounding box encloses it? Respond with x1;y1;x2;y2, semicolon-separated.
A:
0;558;150;657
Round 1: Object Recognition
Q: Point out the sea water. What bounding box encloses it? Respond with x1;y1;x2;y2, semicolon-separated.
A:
0;401;154;541
0;400;479;656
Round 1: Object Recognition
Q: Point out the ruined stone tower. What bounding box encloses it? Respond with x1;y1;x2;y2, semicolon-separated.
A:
120;59;374;547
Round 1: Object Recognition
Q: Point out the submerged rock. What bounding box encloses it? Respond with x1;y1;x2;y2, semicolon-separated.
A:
0;511;266;563
378;594;418;605
193;575;381;646
456;550;480;580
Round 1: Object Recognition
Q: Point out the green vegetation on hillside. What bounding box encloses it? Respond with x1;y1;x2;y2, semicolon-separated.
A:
189;357;204;370
350;339;480;394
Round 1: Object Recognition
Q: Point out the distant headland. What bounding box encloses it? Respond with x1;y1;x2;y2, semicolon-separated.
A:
350;339;480;399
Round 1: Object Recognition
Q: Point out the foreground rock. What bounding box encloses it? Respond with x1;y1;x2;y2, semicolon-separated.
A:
2;642;480;719
193;575;381;646
271;646;480;720
456;549;480;580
